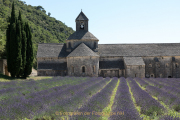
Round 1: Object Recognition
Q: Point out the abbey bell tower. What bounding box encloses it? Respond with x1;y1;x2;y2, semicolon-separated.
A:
75;10;89;31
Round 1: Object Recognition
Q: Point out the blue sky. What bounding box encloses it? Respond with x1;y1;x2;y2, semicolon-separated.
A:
24;0;180;44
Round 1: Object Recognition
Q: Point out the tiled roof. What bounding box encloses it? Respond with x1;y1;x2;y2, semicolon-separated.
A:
98;43;180;57
99;61;124;69
37;43;69;58
38;62;67;70
67;43;99;57
123;57;145;65
37;43;180;58
76;11;88;21
67;30;98;40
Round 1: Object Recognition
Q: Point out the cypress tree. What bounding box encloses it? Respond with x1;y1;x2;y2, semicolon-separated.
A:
18;11;27;77
14;18;22;78
6;17;10;75
6;2;33;78
6;2;22;77
24;23;33;78
8;2;17;77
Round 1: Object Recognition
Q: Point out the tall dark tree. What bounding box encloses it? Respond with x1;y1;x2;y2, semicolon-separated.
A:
24;23;33;78
18;11;27;77
6;2;22;77
6;17;10;72
6;2;17;77
14;18;22;77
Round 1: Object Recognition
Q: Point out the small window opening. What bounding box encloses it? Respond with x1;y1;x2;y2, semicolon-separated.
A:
168;76;172;78
82;66;85;73
94;42;96;49
72;67;74;73
166;63;169;68
93;66;95;72
80;22;84;29
176;63;179;68
149;64;152;67
69;42;71;48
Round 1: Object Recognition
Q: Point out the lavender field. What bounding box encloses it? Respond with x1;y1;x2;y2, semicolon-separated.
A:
0;76;180;120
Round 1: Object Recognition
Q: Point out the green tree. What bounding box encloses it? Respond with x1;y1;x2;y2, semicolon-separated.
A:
6;2;16;77
18;10;27;77
6;2;22;77
24;22;33;78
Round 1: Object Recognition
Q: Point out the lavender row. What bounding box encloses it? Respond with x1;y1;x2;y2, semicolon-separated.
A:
109;77;142;120
0;76;87;95
142;78;180;98
145;84;180;112
134;77;149;88
33;77;111;120
0;76;91;103
159;115;180;120
69;77;118;120
127;77;165;116
0;77;104;119
152;78;180;89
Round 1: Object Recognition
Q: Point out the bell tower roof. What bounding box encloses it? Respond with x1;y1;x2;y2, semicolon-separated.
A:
75;10;89;31
75;11;89;21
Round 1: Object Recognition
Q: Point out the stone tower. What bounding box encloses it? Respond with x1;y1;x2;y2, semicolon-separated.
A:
66;11;99;52
76;10;89;31
66;11;100;77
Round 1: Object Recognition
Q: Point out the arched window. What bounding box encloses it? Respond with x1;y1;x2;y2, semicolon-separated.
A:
82;66;85;73
72;66;74;73
149;64;152;67
93;66;95;72
176;63;179;68
94;42;96;49
69;42;71;48
166;63;169;68
151;74;154;77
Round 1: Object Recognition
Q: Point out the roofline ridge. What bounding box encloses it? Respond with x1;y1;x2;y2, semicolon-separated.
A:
38;43;64;45
67;42;99;57
98;43;180;45
75;11;89;21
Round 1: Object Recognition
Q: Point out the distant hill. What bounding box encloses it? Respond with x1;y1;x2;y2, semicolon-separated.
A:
0;0;74;69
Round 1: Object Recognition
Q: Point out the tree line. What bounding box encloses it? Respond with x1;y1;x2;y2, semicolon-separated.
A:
0;0;74;69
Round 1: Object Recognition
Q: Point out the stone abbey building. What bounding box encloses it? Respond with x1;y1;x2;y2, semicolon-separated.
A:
37;11;180;78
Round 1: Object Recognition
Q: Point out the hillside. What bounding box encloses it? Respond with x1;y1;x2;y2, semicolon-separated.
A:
0;0;74;69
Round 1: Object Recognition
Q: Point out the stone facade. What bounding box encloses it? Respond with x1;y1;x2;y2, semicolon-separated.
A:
67;56;99;77
36;11;180;78
0;59;10;76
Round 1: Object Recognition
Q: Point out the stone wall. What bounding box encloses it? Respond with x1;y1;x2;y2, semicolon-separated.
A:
37;70;66;76
125;65;145;78
37;57;67;76
98;69;125;78
67;56;99;77
100;56;123;61
0;60;3;74
143;56;180;78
